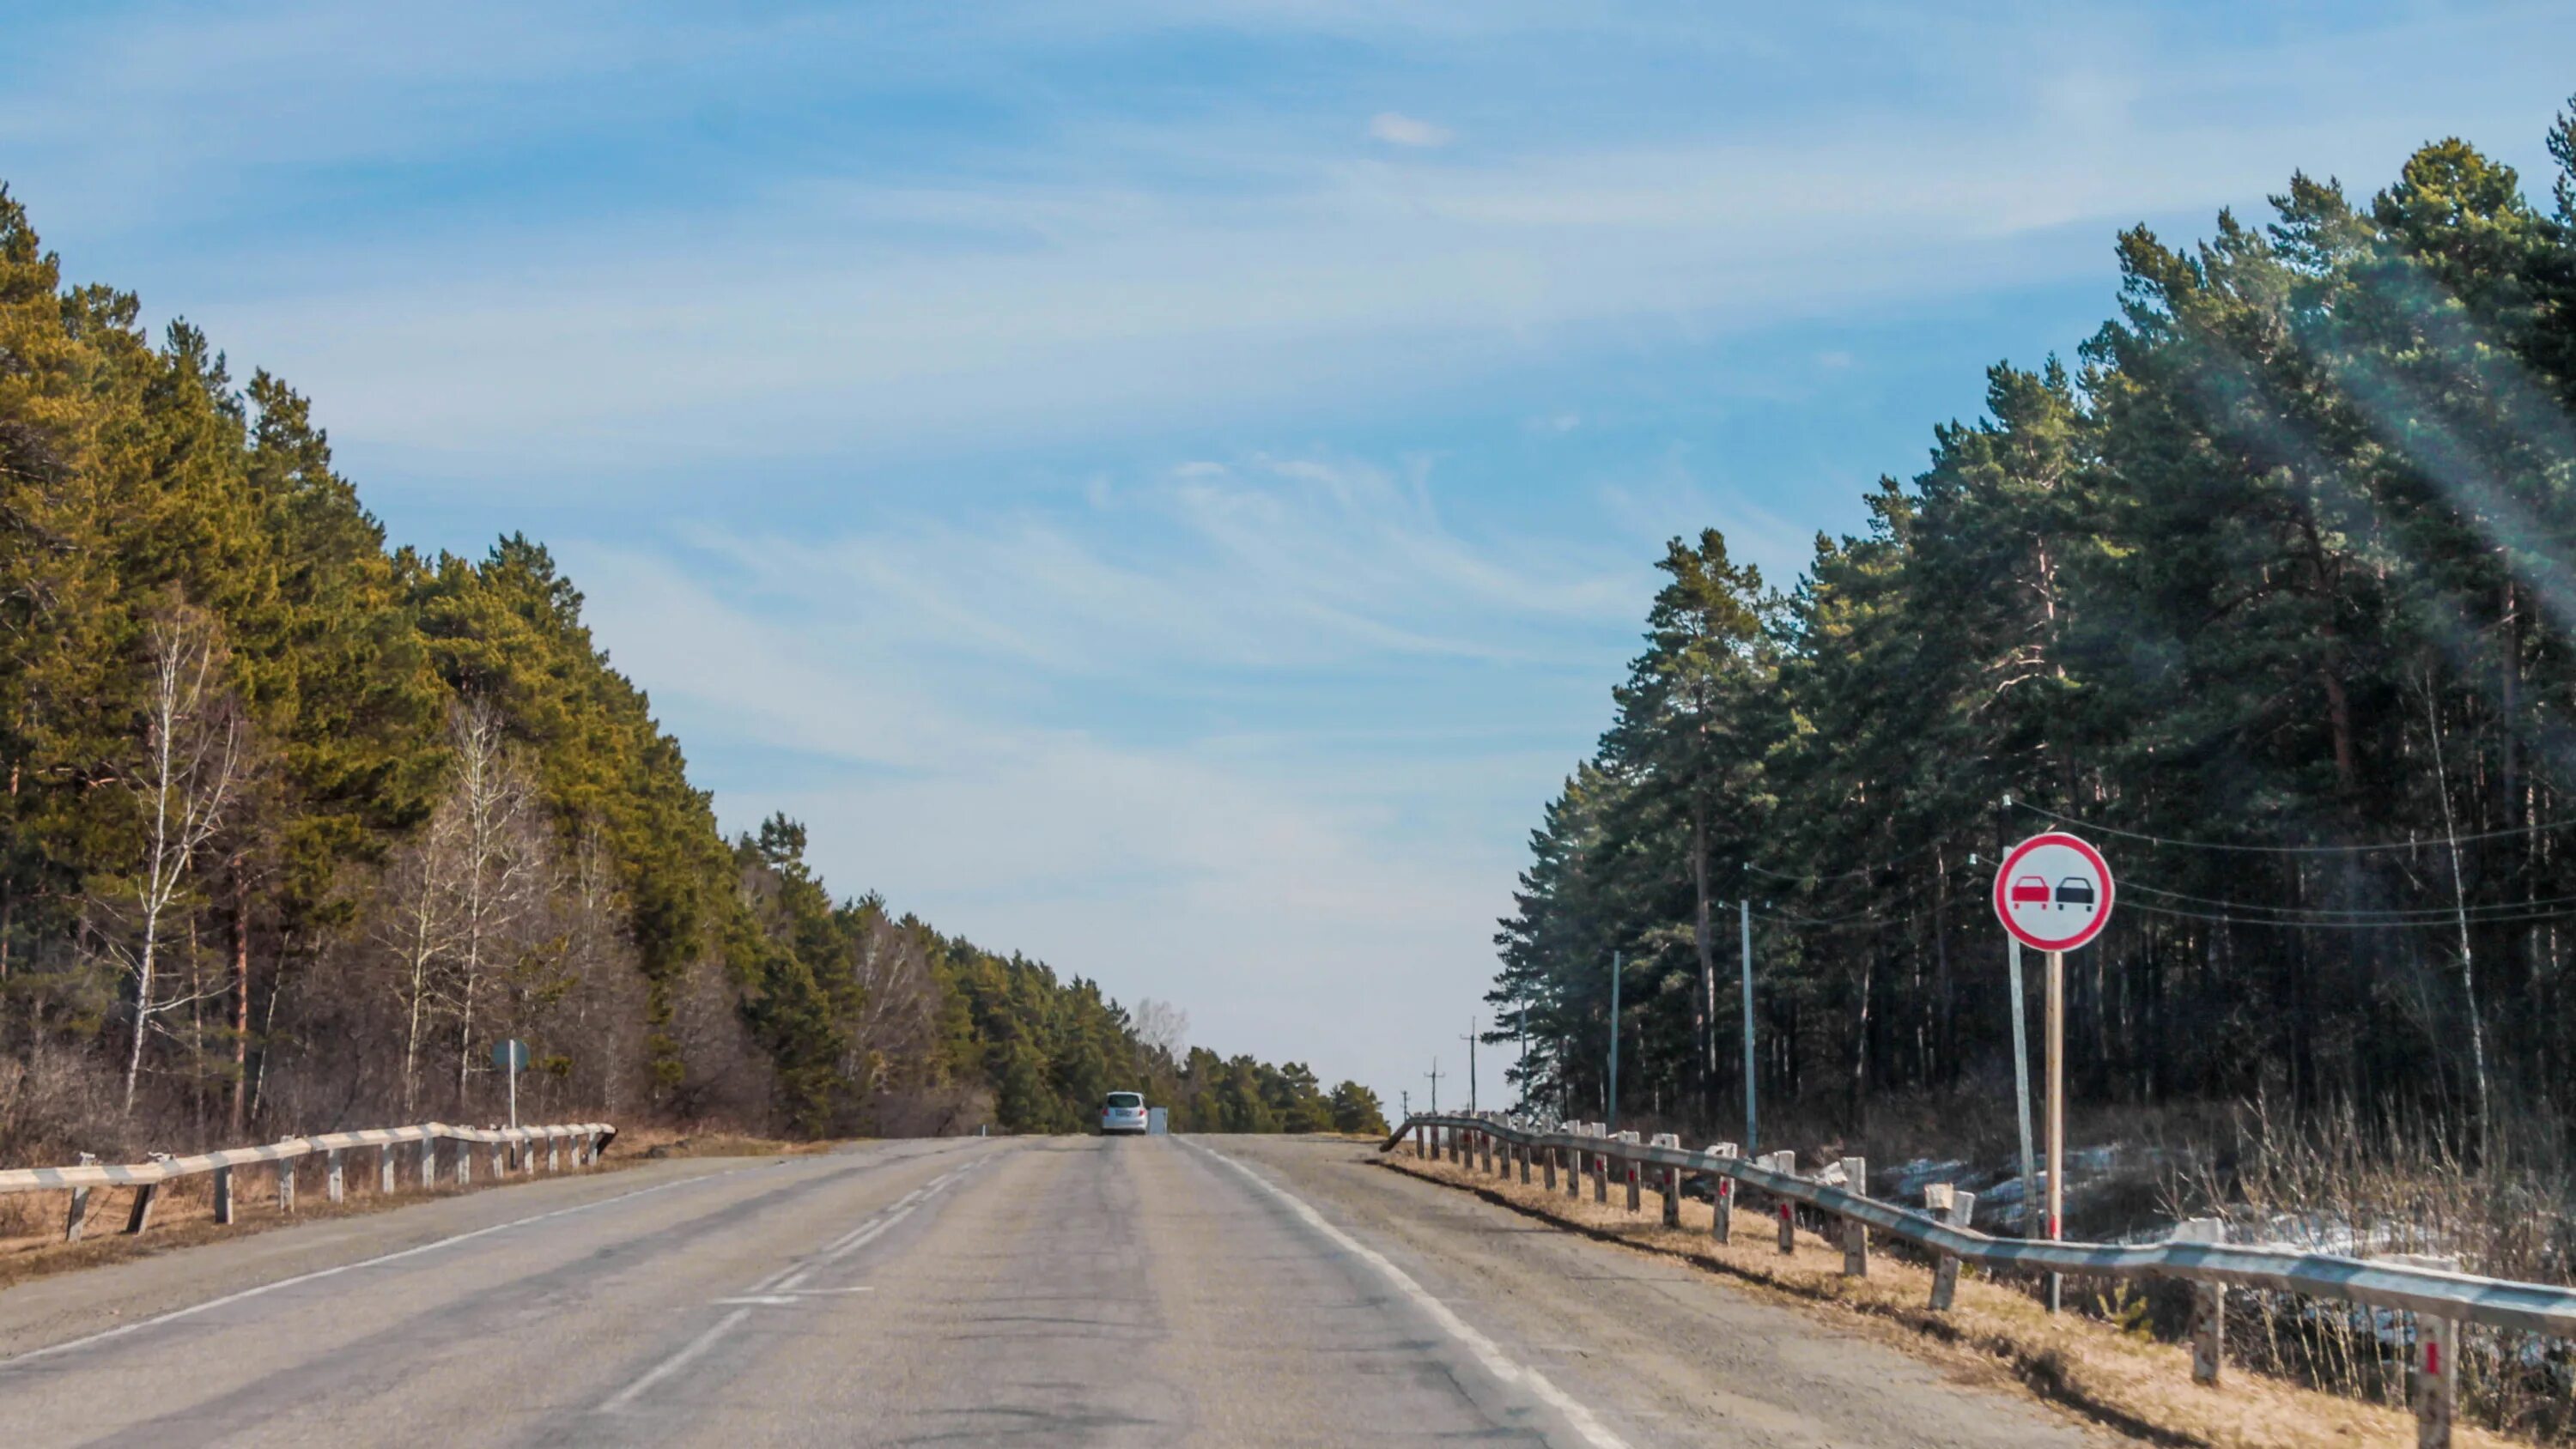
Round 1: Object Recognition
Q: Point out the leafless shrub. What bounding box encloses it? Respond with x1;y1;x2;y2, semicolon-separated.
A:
2169;1094;2576;1441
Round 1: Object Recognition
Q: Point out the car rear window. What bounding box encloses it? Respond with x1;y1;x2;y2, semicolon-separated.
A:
1106;1093;1143;1109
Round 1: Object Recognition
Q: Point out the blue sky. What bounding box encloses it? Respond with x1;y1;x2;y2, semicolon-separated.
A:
6;1;2574;1111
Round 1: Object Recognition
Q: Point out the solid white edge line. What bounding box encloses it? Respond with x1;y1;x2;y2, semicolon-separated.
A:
1;1166;759;1369
1184;1140;1633;1449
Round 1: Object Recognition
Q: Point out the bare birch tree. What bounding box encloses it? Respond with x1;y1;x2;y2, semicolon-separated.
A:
101;603;248;1116
444;699;549;1114
375;788;466;1116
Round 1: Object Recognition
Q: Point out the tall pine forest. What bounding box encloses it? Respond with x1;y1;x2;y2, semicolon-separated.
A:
0;186;1384;1163
1494;108;2576;1174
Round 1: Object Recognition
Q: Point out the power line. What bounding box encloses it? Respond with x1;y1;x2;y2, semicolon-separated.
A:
2122;879;2576;921
2009;797;2576;854
2122;898;2576;931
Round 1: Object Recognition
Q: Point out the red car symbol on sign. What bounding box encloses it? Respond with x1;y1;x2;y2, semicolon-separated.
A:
2009;876;2049;906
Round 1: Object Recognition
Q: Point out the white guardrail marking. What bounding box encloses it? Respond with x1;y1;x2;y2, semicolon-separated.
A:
1188;1139;1632;1449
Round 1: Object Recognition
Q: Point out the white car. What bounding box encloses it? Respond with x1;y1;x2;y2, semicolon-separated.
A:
1101;1091;1149;1136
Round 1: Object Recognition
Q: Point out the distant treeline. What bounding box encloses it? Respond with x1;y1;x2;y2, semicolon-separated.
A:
0;185;1383;1160
1494;106;2576;1153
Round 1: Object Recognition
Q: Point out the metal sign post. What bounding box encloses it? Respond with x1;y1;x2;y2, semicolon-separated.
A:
2008;938;2037;1234
1991;831;2113;1316
492;1039;528;1135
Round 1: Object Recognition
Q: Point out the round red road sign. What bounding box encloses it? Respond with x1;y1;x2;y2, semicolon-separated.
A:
1991;831;2113;952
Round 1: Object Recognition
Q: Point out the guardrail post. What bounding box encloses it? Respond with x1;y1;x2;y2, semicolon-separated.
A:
1650;1135;1680;1227
1767;1153;1797;1253
489;1140;506;1179
213;1163;235;1226
419;1137;436;1186
1541;1144;1556;1190
277;1159;296;1214
1707;1144;1737;1244
124;1182;157;1234
2416;1313;2456;1447
1477;1130;1491;1173
1839;1157;1869;1276
548;1133;562;1173
1928;1184;1976;1309
63;1152;98;1240
456;1139;473;1187
380;1144;398;1194
2173;1218;2225;1384
326;1149;345;1203
1591;1146;1607;1203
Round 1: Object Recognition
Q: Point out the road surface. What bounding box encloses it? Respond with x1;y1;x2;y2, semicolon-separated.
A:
0;1134;2108;1446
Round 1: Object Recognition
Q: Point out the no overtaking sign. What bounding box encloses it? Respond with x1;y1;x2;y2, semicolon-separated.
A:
1990;832;2113;953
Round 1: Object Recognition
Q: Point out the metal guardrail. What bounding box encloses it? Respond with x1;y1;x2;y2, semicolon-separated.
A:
1388;1113;2562;1446
3;1120;617;1241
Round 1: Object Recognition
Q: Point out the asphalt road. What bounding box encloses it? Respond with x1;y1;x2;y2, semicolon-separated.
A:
0;1134;2109;1447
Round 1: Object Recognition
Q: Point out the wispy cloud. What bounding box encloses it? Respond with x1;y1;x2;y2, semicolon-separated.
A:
559;455;1616;1072
1369;112;1454;149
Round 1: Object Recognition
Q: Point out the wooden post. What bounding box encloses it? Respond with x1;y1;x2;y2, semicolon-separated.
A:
1414;1124;1425;1157
419;1137;436;1186
381;1144;398;1195
1517;1143;1530;1185
213;1164;235;1226
326;1149;345;1204
1708;1145;1738;1244
1480;1131;1493;1173
1592;1149;1607;1203
1541;1146;1557;1191
548;1134;562;1173
1840;1157;1869;1276
124;1183;157;1235
2415;1313;2456;1448
1662;1164;1680;1227
1625;1161;1641;1213
2045;947;2065;1314
63;1152;98;1241
277;1159;296;1214
456;1140;472;1187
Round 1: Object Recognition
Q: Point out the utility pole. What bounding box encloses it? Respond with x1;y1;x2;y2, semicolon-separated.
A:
1426;1058;1443;1116
1606;950;1622;1137
1740;899;1757;1153
1461;1018;1479;1114
1516;1009;1528;1115
1400;1089;1410;1121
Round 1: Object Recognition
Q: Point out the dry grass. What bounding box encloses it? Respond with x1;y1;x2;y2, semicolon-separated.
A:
1381;1145;2514;1449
